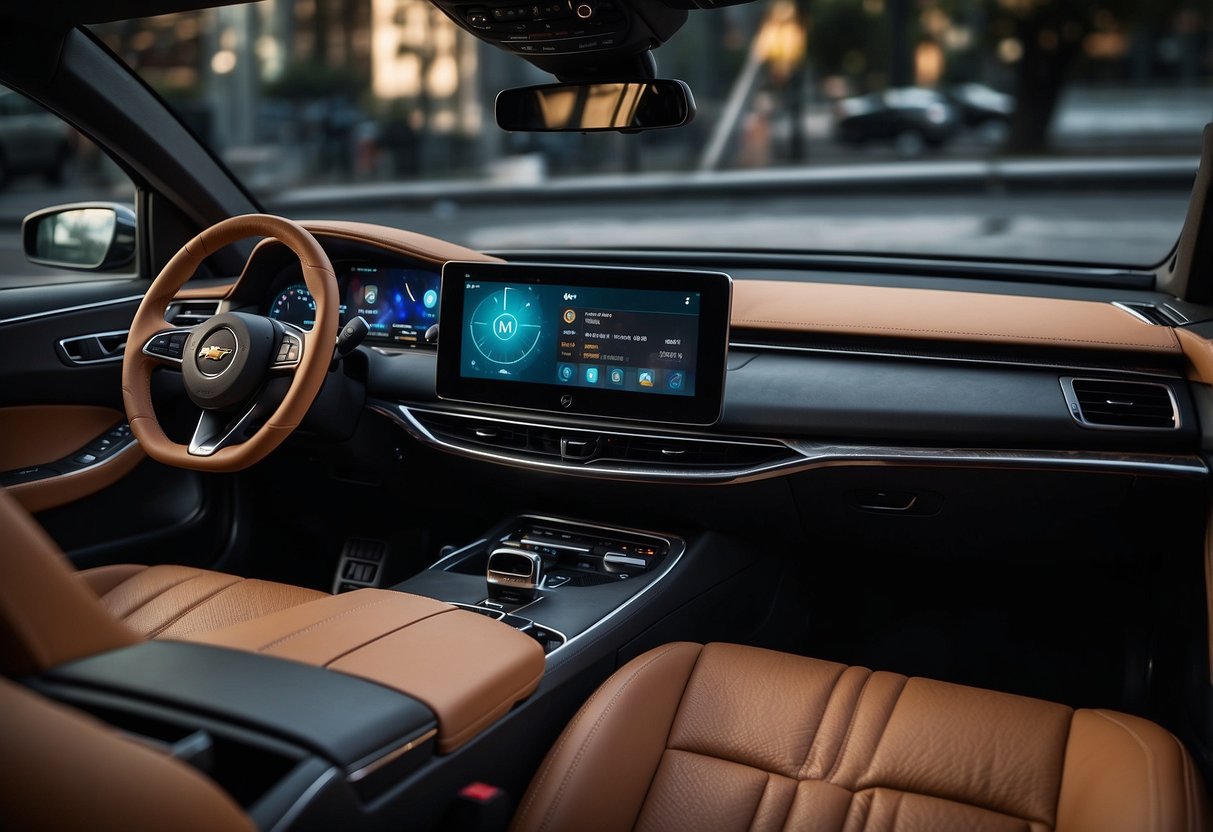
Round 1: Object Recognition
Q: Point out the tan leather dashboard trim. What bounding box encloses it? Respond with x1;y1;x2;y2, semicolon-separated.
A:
731;280;1182;353
172;220;502;302
0;405;124;472
184;588;545;754
6;442;145;515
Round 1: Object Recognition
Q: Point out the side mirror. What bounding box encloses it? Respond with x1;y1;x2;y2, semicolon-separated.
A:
22;203;136;271
495;80;695;133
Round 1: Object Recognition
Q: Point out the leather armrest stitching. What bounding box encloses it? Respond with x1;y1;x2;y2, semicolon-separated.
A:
315;608;453;667
1091;710;1162;832
145;578;245;639
253;596;400;652
733;318;1181;351
525;644;695;832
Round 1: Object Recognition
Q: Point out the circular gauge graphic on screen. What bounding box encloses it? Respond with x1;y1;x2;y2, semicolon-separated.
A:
468;286;542;366
268;283;316;330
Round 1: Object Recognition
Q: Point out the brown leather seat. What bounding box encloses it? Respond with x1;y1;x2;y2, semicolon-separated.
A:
77;564;327;639
512;642;1210;832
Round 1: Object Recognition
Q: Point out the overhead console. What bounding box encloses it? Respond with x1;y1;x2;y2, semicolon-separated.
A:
436;261;731;425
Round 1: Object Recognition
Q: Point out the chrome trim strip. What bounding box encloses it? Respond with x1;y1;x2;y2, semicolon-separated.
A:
373;403;804;484
1059;376;1181;432
0;295;144;327
779;440;1205;478
1111;301;1166;326
346;728;437;783
370;401;1206;481
728;341;1184;380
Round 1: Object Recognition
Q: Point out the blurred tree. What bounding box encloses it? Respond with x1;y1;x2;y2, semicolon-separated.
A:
977;0;1185;153
806;0;1193;152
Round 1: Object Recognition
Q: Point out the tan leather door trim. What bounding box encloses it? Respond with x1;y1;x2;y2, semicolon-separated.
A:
0;405;124;471
0;405;146;514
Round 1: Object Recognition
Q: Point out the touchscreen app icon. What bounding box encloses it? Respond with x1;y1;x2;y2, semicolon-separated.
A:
363;285;378;305
608;367;625;386
563;309;577;324
584;366;600;384
638;369;655;388
557;363;575;383
667;371;685;390
423;289;438;309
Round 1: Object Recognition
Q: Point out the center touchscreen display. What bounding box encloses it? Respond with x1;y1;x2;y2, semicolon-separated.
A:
436;262;731;425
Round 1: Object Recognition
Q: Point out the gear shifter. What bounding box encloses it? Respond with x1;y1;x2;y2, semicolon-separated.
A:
486;547;543;603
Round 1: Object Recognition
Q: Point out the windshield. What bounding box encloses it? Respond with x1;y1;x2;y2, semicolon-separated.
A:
89;1;1211;267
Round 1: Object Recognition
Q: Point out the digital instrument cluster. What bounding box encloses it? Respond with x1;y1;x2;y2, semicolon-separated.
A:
267;263;441;348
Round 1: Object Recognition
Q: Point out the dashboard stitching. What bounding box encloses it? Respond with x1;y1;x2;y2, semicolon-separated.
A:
732;319;1181;351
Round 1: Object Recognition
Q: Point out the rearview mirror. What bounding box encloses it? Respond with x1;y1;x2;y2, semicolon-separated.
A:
495;80;695;133
22;203;136;271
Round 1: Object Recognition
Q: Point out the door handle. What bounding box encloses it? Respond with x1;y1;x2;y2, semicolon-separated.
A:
57;330;129;365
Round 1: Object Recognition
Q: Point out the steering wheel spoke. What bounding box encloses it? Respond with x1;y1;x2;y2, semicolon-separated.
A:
141;326;196;367
187;377;292;456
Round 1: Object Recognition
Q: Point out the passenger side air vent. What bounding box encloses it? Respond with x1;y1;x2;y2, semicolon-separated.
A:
1060;377;1178;430
165;300;220;327
1113;302;1188;326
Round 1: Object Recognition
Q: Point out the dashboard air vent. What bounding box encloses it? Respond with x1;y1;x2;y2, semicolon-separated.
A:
1061;377;1178;430
1113;302;1186;326
403;408;801;479
165;300;220;327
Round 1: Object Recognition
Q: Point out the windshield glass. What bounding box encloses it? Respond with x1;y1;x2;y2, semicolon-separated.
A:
91;1;1211;267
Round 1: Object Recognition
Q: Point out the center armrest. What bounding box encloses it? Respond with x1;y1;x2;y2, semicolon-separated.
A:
182;589;545;753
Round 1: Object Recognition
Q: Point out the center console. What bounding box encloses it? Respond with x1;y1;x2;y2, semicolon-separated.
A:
395;514;685;665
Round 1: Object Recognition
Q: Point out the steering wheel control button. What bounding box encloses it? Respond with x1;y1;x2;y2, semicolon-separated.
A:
142;329;192;362
273;331;304;369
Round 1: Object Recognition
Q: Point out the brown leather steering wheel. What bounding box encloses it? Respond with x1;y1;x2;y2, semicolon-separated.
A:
122;214;338;472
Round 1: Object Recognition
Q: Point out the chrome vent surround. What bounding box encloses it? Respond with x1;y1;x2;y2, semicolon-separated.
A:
400;407;802;482
1112;301;1188;326
165;300;220;327
1060;377;1179;430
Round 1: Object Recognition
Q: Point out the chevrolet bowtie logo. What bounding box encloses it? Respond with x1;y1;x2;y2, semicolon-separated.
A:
198;345;233;361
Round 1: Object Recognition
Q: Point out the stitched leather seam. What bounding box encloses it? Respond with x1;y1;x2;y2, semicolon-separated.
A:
632;646;703;822
1046;708;1077;829
732;319;1180;351
315;609;452;666
851;674;908;783
112;571;212;620
529;644;692;832
824;668;876;783
145;578;244;638
798;664;853;781
256;596;402;651
1093;710;1161;832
